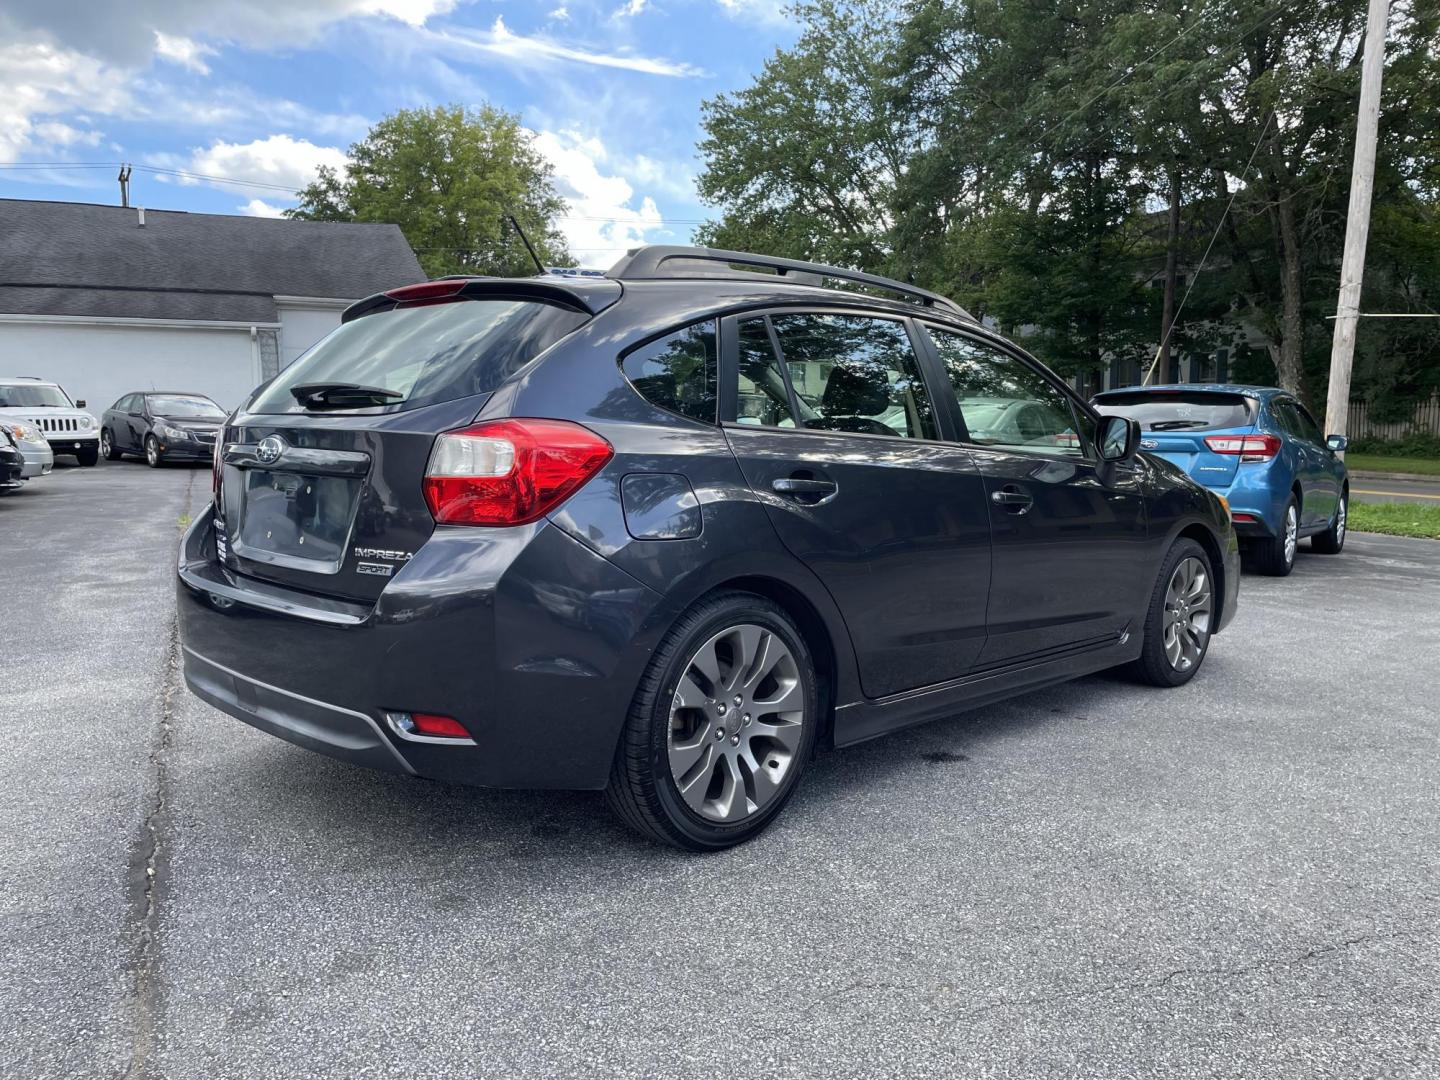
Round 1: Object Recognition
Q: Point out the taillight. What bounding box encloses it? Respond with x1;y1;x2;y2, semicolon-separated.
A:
423;418;613;526
1204;433;1281;463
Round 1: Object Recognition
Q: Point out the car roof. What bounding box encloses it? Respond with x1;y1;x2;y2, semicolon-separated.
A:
1096;383;1289;399
0;377;60;387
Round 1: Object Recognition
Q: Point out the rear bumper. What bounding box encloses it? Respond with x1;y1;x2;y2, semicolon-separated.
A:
177;505;666;790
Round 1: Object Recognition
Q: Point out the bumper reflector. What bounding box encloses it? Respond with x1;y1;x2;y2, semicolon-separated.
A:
388;711;473;741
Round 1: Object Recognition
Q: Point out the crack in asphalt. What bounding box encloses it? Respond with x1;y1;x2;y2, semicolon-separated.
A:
121;470;196;1080
951;927;1437;1021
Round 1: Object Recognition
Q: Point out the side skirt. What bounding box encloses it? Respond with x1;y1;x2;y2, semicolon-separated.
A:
831;630;1143;748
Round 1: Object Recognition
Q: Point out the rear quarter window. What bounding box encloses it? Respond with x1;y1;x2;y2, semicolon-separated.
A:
1095;392;1254;432
620;321;718;423
250;298;588;414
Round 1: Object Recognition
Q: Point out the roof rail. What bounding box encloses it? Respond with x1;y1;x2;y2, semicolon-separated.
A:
606;245;974;321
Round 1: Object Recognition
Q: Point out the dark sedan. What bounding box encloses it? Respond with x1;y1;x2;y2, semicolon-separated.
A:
0;427;26;493
100;392;227;467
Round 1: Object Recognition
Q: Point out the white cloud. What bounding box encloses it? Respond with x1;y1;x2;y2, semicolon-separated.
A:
153;32;218;74
715;0;794;27
429;16;706;78
0;40;131;160
154;134;349;196
239;198;288;217
549;5;570;21
533;128;671;267
614;0;648;17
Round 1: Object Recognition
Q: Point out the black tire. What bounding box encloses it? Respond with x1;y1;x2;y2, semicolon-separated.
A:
76;445;99;467
1125;537;1216;688
101;429;123;460
605;591;820;851
1252;494;1299;577
144;435;163;468
1311;490;1347;555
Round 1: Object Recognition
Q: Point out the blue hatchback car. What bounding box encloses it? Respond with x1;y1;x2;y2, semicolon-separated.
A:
1092;384;1348;576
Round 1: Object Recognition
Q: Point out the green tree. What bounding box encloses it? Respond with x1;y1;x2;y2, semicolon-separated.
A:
287;104;572;278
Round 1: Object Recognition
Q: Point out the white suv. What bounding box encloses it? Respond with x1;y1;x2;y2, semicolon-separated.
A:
0;377;101;466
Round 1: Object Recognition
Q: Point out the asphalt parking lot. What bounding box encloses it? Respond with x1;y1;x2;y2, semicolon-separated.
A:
3;462;1438;1079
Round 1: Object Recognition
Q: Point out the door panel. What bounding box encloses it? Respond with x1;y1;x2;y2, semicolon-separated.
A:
970;449;1148;666
721;310;992;701
726;425;992;698
919;324;1149;668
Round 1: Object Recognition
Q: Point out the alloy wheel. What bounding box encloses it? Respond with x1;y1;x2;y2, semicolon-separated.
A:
146;438;158;467
666;623;805;823
1283;505;1298;566
1336;498;1347;543
1162;556;1212;672
101;430;112;457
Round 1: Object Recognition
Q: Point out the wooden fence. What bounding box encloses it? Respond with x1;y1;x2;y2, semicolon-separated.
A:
1346;395;1440;441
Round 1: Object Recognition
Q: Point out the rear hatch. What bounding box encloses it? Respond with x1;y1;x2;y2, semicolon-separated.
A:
215;284;596;603
1092;389;1257;487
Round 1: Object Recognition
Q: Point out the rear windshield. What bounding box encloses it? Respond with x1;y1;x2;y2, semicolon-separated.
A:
249;298;589;415
1094;391;1254;432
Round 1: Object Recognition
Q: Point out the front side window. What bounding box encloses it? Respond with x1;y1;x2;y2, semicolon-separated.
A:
926;327;1084;457
620;321;718;423
769;313;937;440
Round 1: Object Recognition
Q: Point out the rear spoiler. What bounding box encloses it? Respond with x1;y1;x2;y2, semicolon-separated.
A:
342;276;622;323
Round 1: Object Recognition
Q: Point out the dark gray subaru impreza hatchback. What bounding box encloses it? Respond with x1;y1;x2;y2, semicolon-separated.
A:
178;246;1239;850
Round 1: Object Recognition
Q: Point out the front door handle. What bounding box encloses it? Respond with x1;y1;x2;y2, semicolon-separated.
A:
772;476;838;504
991;485;1033;514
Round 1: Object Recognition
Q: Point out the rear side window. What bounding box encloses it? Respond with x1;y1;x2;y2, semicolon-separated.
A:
769;313;938;440
735;318;796;427
1095;391;1254;432
620;321;718;423
250;299;588;414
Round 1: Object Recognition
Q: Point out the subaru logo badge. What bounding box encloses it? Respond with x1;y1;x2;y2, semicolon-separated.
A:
1140;439;1159;451
255;435;285;464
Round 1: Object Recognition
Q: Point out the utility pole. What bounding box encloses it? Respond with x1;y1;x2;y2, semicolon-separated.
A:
117;164;132;208
1324;0;1389;446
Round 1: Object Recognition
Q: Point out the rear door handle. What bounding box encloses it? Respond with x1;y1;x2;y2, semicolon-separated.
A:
772;476;838;504
991;485;1033;514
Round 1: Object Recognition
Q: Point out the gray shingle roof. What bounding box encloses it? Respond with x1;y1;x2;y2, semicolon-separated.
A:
0;199;424;323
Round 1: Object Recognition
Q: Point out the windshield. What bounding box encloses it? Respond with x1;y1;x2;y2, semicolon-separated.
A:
148;394;225;419
1094;391;1254;432
0;384;72;408
249;298;589;415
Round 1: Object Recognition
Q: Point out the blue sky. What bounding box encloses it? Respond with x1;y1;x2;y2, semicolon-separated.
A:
0;0;799;266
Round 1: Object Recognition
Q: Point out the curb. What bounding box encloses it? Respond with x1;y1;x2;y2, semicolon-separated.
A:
1348;469;1439;484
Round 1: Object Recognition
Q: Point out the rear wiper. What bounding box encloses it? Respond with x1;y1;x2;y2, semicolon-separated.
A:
289;382;403;409
1148;420;1207;431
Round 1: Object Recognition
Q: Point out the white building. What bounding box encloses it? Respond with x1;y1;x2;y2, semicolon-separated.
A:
0;199;423;413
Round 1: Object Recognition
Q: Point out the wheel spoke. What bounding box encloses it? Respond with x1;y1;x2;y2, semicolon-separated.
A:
673;744;716;813
689;638;722;694
669;724;714;780
673;673;709;711
753;677;802;718
713;755;749;821
725;625;764;692
740;631;782;694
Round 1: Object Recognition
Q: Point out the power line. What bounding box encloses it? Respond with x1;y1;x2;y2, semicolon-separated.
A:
0;160;713;224
1142;110;1275;386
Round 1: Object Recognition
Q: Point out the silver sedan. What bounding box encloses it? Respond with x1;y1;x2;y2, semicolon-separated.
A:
0;421;54;478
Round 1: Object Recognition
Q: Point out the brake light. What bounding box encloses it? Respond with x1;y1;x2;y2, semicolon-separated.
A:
1205;434;1281;462
423;418;613;526
384;279;468;307
1231;513;1258;523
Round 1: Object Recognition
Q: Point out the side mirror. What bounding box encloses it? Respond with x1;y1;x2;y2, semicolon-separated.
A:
1098;415;1140;462
1326;434;1348;452
75;399;86;409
